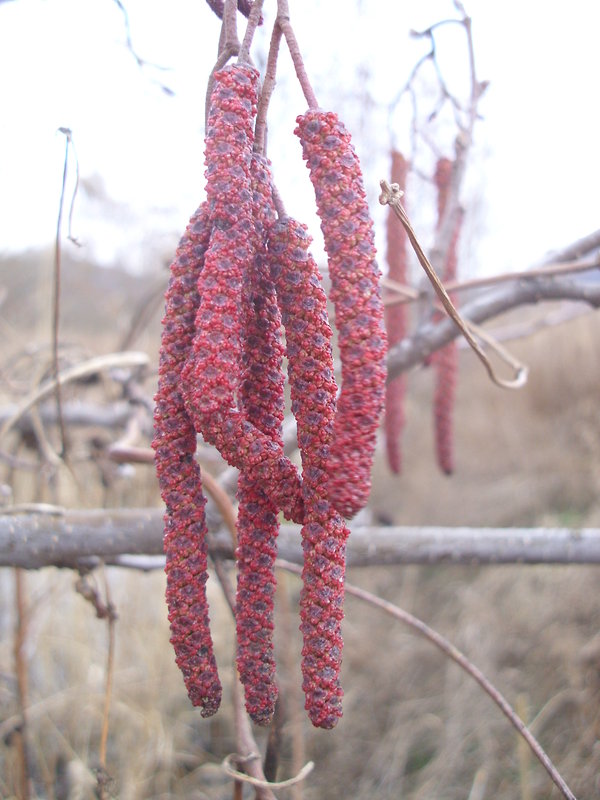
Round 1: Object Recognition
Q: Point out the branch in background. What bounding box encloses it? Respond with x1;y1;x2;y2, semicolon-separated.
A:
387;272;600;381
2;509;600;570
0;352;149;443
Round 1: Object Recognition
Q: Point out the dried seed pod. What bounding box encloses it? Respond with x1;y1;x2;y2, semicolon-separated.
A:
384;150;409;475
268;216;349;729
295;110;387;519
152;202;222;716
433;157;461;475
235;155;283;724
183;65;304;523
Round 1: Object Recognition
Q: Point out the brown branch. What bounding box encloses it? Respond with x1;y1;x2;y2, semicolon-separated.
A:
3;510;600;569
275;560;577;800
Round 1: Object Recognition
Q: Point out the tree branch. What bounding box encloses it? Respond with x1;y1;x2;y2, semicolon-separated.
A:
387;272;600;380
2;509;600;570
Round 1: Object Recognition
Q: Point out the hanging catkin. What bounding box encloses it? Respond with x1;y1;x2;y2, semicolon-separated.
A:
295;109;387;519
182;64;304;524
235;154;284;724
433;157;462;475
153;203;222;716
383;150;409;474
268;216;348;729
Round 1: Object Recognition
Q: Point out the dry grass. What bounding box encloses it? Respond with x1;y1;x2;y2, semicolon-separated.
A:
1;253;600;798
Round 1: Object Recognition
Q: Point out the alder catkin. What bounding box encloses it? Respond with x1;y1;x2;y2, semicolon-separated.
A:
433;157;462;475
235;155;283;724
152;203;222;716
182;64;304;524
268;216;349;729
383;150;409;475
295;110;387;519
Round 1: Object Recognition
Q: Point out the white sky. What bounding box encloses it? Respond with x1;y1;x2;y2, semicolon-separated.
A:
0;0;598;276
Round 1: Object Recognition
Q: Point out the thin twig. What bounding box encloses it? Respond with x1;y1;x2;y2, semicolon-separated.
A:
275;559;577;800
98;571;116;780
276;0;318;109
13;569;31;800
254;20;283;154
53;129;72;458
74;572;117;799
238;0;264;63
382;257;600;308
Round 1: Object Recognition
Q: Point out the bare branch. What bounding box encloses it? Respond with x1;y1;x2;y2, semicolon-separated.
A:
2;509;600;570
387;272;600;380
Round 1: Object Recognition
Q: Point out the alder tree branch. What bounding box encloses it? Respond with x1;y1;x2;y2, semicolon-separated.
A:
2;508;600;570
387;270;600;380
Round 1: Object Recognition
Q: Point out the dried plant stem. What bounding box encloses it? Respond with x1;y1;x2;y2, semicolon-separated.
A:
74;572;117;797
98;571;116;785
13;568;31;800
276;0;318;108
229;677;278;800
275;559;577;800
53;129;72;459
380;180;527;389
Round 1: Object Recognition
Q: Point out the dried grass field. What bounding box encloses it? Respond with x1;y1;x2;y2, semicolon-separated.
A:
1;252;600;799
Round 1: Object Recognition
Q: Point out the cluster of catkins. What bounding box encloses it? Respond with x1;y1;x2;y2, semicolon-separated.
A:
153;63;387;729
383;152;463;476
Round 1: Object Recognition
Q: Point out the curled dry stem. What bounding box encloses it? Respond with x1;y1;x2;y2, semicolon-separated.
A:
222;753;314;790
379;180;527;389
276;559;577;800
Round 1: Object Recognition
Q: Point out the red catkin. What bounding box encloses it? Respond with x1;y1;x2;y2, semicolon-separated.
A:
268;216;349;729
182;64;304;524
152;202;222;716
235;155;283;724
295;110;387;519
383;150;409;475
433;157;461;475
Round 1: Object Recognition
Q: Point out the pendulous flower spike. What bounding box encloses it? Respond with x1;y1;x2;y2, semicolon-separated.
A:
268;215;349;729
183;64;305;525
152;202;222;716
295;110;388;519
235;155;284;725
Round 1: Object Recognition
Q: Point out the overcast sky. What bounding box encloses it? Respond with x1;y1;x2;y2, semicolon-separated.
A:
1;0;598;277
